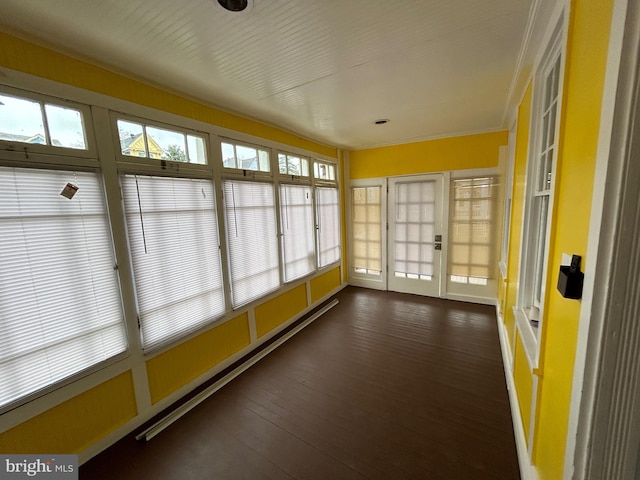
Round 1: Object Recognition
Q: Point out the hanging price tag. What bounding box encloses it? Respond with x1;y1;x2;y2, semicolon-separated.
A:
60;182;79;199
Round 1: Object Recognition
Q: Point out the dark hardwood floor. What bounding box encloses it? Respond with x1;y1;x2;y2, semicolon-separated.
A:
81;286;520;479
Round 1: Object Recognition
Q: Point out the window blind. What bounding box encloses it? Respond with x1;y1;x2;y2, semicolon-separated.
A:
316;186;341;268
449;177;495;283
121;175;225;350
0;166;127;409
280;184;315;282
352;186;382;275
224;180;279;307
394;181;435;277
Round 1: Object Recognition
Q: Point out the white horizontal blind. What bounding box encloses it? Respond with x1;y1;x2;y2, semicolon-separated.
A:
316;186;341;268
0;166;127;409
280;184;315;282
122;175;225;350
224;180;279;307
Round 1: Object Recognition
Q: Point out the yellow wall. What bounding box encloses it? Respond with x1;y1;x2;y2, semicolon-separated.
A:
255;285;308;338
146;314;251;404
310;267;342;303
349;131;508;179
0;32;335;158
0;372;137;454
533;0;614;476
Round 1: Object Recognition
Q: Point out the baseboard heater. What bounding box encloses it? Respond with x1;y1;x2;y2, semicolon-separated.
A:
136;297;339;442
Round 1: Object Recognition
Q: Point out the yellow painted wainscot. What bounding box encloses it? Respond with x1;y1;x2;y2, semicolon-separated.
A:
310;267;342;304
146;314;251;405
0;372;137;454
255;284;309;338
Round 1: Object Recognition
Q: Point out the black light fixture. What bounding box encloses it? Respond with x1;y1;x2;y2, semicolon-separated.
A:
218;0;249;12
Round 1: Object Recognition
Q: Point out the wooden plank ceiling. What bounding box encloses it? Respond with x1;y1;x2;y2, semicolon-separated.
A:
0;0;534;149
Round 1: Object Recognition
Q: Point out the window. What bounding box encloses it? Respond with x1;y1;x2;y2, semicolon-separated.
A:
117;119;207;164
0;166;127;409
121;175;225;350
0;91;87;150
279;153;309;177
221;141;270;172
314;161;336;181
449;177;496;286
224;180;279;307
351;186;382;276
517;23;564;357
316;186;341;267
280;184;315;281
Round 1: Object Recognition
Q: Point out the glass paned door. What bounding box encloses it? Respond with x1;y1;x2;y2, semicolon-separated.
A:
387;174;444;297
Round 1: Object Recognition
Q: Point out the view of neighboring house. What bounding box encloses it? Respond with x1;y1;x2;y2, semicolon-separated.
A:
120;133;164;159
0;132;63;146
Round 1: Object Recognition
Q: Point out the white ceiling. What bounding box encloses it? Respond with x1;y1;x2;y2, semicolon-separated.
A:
0;0;535;150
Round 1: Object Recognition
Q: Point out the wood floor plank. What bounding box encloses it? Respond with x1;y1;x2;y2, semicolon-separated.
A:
81;287;520;479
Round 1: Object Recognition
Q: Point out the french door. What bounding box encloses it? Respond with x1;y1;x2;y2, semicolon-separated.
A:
387;174;445;297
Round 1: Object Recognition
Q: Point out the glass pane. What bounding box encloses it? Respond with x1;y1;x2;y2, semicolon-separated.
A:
236;145;258;170
186;135;207;164
118;120;146;157
258;149;270;172
146;125;186;161
0;94;45;144
300;158;309;176
221;142;236;168
278;153;287;174
44;104;86;149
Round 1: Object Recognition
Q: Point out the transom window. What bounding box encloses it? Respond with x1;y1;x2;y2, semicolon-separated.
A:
278;153;309;177
0;90;87;150
314;161;336;182
116;118;207;164
221;141;270;172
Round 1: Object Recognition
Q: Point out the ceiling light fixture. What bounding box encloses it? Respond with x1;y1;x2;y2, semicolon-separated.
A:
373;119;390;125
217;0;249;12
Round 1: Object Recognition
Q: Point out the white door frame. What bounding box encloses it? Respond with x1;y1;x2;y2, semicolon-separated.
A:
565;0;640;478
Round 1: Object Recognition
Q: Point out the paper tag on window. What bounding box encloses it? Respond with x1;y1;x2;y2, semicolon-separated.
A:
60;182;79;199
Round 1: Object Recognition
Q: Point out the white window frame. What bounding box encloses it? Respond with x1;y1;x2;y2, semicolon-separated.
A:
515;17;567;366
0;95;129;411
347;178;387;290
220;138;271;176
223;177;280;308
279;182;316;282
447;175;498;297
277;151;311;179
0;85;96;161
112;113;211;172
120;173;226;352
